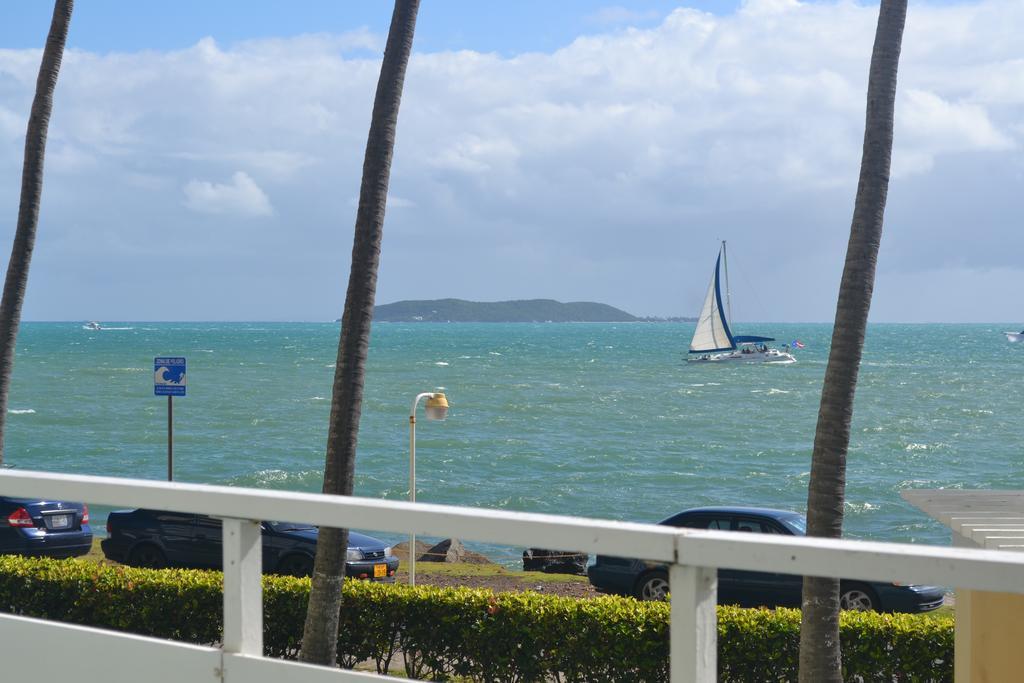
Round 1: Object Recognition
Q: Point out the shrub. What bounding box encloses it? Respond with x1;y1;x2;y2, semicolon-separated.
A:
0;556;952;681
716;606;952;682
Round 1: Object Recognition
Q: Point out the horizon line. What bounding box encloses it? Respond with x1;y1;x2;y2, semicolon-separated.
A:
18;319;1024;325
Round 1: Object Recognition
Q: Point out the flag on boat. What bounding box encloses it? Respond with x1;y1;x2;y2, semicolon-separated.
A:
791;340;805;349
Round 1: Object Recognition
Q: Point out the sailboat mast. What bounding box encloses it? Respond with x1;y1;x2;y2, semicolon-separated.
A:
722;240;732;322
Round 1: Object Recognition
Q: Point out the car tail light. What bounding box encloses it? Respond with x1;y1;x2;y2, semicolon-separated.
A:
82;505;90;524
7;507;34;527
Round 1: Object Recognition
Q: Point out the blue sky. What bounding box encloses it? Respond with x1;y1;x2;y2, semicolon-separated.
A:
1;1;712;54
1;1;1021;322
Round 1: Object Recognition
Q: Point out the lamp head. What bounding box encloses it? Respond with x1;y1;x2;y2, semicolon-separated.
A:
424;392;449;421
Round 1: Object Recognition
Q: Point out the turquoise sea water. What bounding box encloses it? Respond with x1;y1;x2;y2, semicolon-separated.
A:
5;322;1023;565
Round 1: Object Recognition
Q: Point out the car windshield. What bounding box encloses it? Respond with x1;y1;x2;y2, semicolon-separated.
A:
267;521;316;532
781;515;807;535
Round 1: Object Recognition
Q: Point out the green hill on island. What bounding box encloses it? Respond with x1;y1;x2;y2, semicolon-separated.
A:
373;298;639;323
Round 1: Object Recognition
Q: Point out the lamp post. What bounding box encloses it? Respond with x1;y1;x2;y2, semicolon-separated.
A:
408;391;448;586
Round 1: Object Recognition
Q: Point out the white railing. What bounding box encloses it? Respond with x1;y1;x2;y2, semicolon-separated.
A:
3;469;1024;683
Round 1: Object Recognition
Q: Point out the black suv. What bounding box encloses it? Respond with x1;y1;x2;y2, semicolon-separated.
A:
101;509;398;580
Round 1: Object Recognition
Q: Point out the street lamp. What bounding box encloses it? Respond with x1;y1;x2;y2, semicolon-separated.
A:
408;391;449;586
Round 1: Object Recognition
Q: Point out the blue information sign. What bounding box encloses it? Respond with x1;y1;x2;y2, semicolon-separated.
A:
154;357;187;397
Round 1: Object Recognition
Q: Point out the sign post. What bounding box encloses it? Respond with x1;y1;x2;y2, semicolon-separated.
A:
154;357;186;481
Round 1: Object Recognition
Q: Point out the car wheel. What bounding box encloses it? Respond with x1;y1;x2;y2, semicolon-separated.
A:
128;543;167;569
277;553;314;577
840;583;878;611
635;571;670;601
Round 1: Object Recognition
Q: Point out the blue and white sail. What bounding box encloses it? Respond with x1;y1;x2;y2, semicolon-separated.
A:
689;248;736;354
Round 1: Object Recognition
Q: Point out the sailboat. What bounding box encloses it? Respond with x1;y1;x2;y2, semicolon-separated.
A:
1004;330;1024;343
687;242;796;364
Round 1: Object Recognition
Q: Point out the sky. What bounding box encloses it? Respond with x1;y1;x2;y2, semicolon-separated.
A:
0;0;1020;323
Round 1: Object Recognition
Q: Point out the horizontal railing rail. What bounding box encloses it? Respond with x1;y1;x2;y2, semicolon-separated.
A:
1;468;1021;682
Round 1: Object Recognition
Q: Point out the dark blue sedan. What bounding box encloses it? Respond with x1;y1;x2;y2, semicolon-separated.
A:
0;496;92;558
101;509;399;580
587;506;944;612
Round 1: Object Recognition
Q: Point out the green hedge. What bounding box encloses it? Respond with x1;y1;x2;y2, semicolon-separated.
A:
0;556;952;681
717;605;953;682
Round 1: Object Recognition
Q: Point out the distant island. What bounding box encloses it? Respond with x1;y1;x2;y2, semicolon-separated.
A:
368;298;695;323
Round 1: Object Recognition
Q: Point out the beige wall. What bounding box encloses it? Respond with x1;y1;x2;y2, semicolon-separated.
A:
957;589;1024;682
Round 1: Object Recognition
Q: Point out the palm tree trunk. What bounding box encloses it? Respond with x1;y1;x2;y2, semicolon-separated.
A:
298;0;420;666
798;2;907;681
0;0;74;465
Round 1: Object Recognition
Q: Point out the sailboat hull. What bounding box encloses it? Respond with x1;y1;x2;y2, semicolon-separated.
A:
688;348;797;364
1005;332;1024;343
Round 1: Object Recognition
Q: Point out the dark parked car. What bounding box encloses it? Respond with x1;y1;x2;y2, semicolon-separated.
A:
1;496;92;558
101;509;399;580
587;506;944;612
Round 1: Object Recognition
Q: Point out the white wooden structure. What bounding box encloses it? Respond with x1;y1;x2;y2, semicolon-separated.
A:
3;470;1024;682
903;489;1024;682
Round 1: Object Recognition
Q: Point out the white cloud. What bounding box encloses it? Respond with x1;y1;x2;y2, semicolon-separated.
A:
45;143;97;173
0;106;23;140
901;89;1013;152
183;171;273;216
231;30;382;58
430;135;521;173
170;150;316;180
740;0;802;16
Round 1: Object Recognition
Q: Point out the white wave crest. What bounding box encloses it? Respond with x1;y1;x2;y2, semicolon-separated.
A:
8;408;35;414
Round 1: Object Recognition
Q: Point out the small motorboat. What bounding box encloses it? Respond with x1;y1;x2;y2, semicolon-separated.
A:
84;321;102;331
1004;330;1024;343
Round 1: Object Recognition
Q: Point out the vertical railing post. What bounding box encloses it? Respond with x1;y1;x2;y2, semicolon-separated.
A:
222;518;263;656
952;531;977;683
670;561;718;683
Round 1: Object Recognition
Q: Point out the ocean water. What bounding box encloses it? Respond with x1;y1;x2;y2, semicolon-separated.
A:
5;322;1023;565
